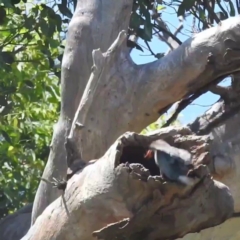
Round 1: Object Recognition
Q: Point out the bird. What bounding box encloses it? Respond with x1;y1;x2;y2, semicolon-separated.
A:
144;139;195;186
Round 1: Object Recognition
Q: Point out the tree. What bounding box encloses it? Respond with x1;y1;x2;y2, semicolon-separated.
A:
1;0;240;239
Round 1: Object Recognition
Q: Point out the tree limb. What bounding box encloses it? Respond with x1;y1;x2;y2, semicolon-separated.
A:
21;129;234;240
162;75;229;127
32;11;240;233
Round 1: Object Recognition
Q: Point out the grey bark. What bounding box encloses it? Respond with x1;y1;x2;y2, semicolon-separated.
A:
31;0;134;225
32;10;240;226
21;129;233;240
189;101;240;210
179;98;240;239
1;0;240;238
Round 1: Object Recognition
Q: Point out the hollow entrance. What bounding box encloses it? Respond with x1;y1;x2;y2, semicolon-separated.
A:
119;146;160;176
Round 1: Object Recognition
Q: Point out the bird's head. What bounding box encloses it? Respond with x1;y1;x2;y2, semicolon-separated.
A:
144;149;154;159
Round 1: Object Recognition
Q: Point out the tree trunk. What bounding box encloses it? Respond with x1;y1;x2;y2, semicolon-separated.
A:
21;129;233;240
32;12;240;225
179;77;240;239
31;0;134;225
1;0;240;238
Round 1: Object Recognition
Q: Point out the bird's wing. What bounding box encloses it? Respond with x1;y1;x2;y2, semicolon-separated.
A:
149;139;192;165
177;148;192;165
149;139;173;152
149;139;180;156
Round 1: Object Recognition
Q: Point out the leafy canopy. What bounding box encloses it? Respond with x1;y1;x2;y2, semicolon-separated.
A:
0;0;75;218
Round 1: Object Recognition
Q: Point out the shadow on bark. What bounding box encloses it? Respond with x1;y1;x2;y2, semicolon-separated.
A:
20;127;233;240
0;203;32;240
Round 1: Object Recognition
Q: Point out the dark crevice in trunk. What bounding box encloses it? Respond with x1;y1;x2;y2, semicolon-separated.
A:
120;146;160;176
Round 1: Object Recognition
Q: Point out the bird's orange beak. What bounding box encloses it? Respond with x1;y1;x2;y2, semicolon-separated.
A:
144;150;154;159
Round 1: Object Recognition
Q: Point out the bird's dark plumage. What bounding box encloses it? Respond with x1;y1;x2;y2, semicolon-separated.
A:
147;140;195;185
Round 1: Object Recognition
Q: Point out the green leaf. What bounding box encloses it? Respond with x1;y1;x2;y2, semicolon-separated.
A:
139;3;151;23
1;52;14;65
1;130;12;144
0;7;6;25
58;3;73;18
8;146;14;152
199;8;206;21
216;12;228;20
39;19;49;36
126;39;144;52
129;12;143;29
13;118;18;128
144;21;152;41
11;0;21;5
177;0;195;16
157;5;166;11
24;80;34;88
228;1;235;16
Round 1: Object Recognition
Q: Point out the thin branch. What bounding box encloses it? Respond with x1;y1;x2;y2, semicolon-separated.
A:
216;0;229;18
162;95;198;128
153;23;182;45
197;103;240;135
162;75;229;127
152;6;182;49
204;0;220;24
174;22;184;36
190;103;215;107
236;0;240;14
208;85;230;96
144;40;157;58
144;40;155;56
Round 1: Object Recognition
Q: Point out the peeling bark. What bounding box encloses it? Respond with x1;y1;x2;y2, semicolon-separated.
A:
21;129;233;240
188;68;240;240
190;100;240;212
32;13;240;226
31;0;134;224
179;93;240;239
2;1;240;238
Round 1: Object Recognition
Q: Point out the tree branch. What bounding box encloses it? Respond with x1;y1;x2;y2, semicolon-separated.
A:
162;75;229;127
21;130;234;240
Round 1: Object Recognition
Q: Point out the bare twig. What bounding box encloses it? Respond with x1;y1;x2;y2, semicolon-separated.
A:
162;95;199;128
209;85;230;96
144;40;157;57
162;75;229;127
41;177;67;191
204;0;220;24
216;0;229;18
41;177;69;216
153;22;182;46
190;103;215;107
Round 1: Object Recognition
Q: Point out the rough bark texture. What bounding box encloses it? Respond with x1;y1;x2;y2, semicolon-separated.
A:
179;217;240;240
179;98;240;239
2;0;240;238
21;129;233;240
31;0;134;224
32;4;240;226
